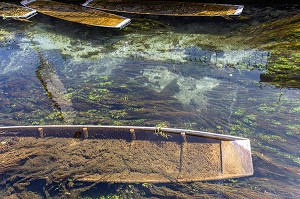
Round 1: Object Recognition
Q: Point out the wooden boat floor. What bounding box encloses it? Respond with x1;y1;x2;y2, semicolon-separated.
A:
84;0;240;16
0;136;252;182
0;125;253;182
0;2;35;18
24;0;129;28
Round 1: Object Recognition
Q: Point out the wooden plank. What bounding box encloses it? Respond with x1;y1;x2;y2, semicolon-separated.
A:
0;2;36;19
21;0;130;28
83;0;244;17
221;140;254;177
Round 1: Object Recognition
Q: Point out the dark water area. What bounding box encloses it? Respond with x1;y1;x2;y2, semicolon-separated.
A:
1;1;300;199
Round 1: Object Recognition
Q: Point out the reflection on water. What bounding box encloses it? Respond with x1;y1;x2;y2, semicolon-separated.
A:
36;53;76;124
0;2;300;198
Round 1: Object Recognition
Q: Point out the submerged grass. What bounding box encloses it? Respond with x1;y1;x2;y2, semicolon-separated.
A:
0;4;300;199
243;14;300;87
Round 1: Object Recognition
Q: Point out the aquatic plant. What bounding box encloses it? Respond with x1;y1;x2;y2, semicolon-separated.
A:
122;18;172;32
243;14;300;87
0;29;13;42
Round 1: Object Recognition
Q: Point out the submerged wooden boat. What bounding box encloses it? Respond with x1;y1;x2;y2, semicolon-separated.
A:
83;0;244;16
20;0;131;28
0;2;37;19
0;125;253;183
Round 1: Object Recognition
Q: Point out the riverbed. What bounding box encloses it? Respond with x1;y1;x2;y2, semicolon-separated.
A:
0;2;299;198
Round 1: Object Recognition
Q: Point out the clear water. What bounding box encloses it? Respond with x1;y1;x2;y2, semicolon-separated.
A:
0;3;299;199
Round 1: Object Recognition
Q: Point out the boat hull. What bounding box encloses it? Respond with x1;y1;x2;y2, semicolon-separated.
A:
0;2;37;19
0;125;253;183
83;0;244;16
21;0;130;28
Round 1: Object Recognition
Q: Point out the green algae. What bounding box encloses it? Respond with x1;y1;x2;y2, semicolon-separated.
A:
123;18;172;32
45;110;64;121
242;14;300;87
79;50;101;59
110;109;127;119
0;29;11;42
286;124;300;137
245;14;300;48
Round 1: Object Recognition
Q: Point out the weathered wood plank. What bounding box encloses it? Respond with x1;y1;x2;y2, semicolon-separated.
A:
83;0;244;16
21;0;130;28
0;2;36;19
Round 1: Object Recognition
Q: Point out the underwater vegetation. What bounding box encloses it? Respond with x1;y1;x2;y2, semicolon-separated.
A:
0;29;11;42
0;3;300;199
243;14;300;87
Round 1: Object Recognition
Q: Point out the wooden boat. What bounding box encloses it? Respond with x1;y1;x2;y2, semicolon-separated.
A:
0;125;253;182
0;2;37;19
20;0;131;28
83;0;244;16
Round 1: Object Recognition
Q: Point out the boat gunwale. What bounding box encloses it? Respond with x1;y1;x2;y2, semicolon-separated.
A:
0;125;248;141
82;0;244;17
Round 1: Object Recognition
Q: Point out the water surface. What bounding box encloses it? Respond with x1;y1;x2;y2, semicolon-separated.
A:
0;3;299;198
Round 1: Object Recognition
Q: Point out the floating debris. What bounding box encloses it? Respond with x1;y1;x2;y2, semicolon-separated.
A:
83;0;244;16
0;2;36;20
21;0;131;28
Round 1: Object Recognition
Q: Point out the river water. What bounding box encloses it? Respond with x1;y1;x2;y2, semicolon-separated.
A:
0;2;299;199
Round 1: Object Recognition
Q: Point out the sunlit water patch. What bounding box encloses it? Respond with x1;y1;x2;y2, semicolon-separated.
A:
142;67;220;110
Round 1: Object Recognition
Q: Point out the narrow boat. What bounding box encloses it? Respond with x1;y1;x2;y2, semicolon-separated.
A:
83;0;244;16
0;2;37;19
20;0;131;28
0;125;253;182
